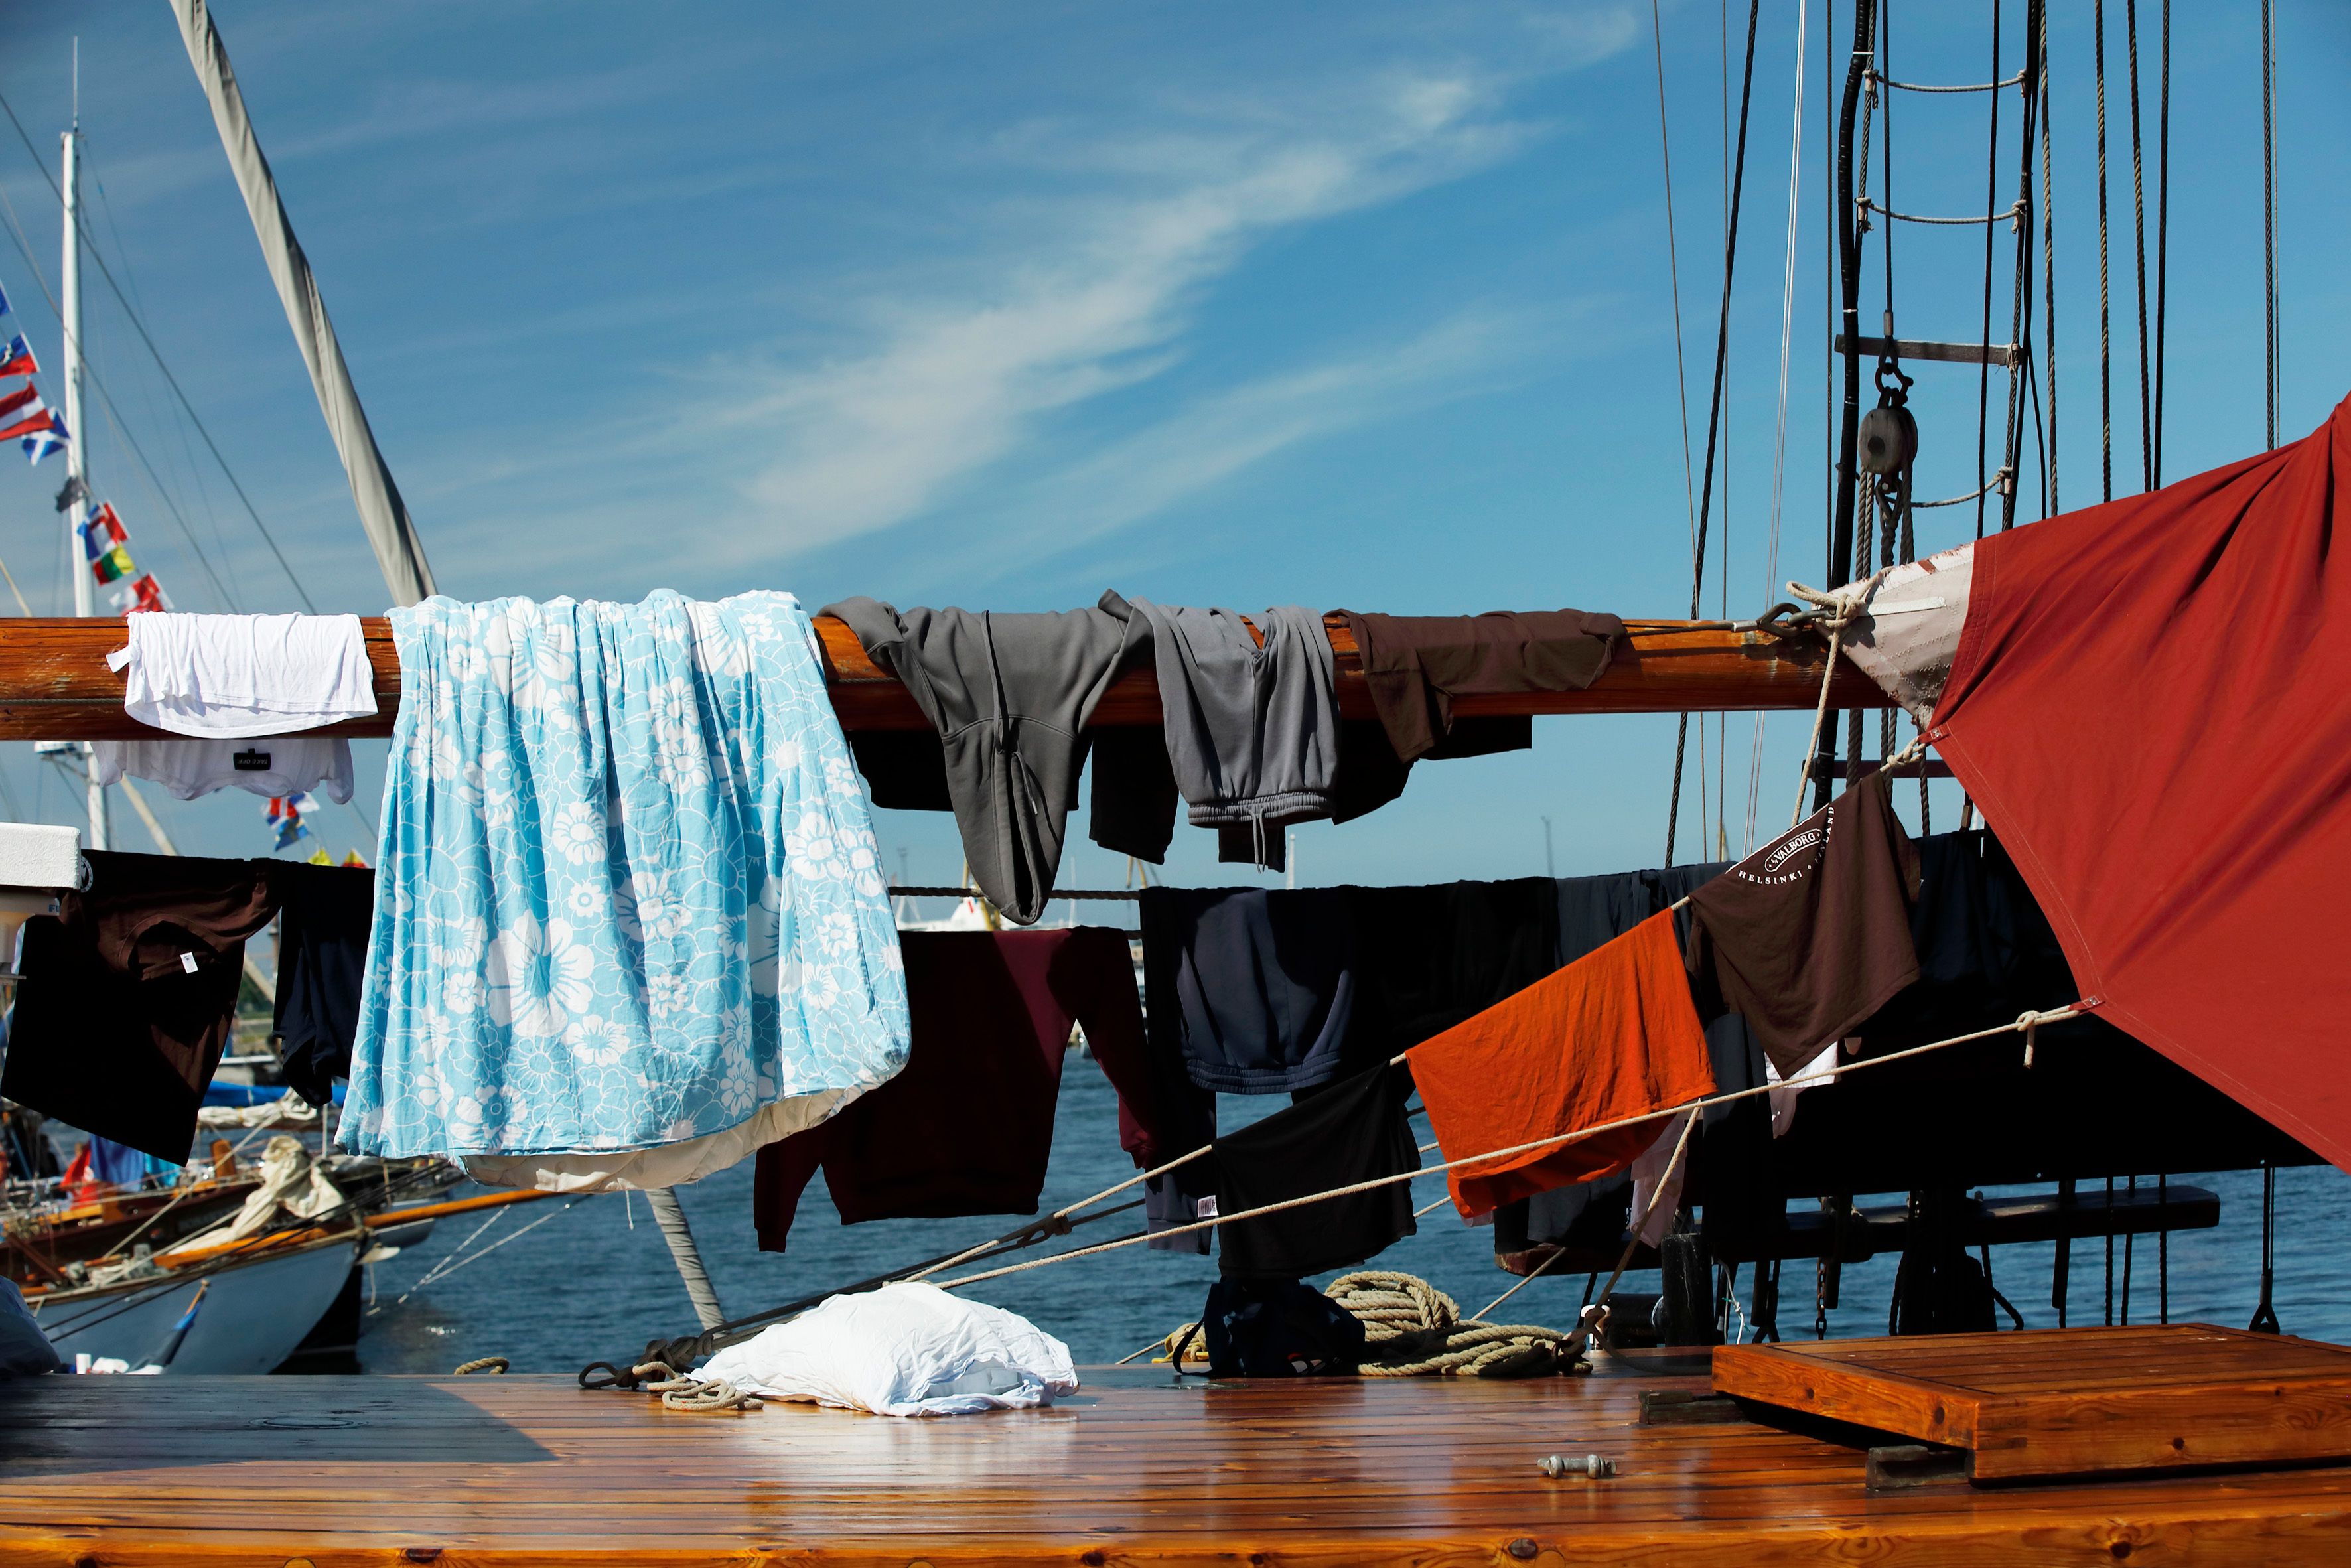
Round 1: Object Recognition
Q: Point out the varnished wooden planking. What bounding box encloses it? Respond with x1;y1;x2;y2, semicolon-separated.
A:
5;1366;2351;1564
0;614;1887;740
1714;1324;2351;1481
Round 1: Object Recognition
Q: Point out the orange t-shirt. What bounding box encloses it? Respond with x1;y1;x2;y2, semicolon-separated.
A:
1407;910;1715;1218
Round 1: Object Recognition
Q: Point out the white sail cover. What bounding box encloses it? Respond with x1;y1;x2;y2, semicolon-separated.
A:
167;0;437;607
1804;541;1977;725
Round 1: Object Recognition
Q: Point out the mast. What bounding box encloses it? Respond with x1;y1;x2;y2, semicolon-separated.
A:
60;49;106;850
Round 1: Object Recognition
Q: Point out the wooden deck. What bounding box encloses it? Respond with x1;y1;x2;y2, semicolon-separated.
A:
5;1360;2351;1565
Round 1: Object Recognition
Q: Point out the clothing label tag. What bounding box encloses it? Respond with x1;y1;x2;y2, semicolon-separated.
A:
179;952;199;973
1194;1196;1218;1218
233;749;271;771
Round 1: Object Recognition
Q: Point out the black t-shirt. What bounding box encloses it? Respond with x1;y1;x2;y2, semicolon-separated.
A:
1208;1062;1419;1281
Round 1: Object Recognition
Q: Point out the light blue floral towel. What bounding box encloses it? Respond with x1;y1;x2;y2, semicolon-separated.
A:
344;591;909;1161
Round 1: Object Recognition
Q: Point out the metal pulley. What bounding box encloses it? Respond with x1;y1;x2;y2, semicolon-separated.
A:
1857;402;1917;476
1858;358;1918;476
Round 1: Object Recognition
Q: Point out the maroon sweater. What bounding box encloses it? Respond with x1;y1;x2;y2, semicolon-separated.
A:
754;926;1161;1251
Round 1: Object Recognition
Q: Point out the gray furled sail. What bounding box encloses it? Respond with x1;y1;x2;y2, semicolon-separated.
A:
167;0;437;606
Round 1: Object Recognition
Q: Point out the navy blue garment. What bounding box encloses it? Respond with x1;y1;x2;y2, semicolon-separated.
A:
87;1137;151;1188
1139;887;1357;1096
272;862;375;1107
1136;877;1555;1253
1138;885;1354;1255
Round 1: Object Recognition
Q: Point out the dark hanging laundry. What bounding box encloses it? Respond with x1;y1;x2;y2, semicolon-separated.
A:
1207;1062;1419;1281
1135;877;1555;1252
822;595;1149;924
1339;876;1561;1070
3;851;277;1164
271;861;375;1107
752;927;1158;1252
1087;724;1182;865
1685;772;1924;1077
1335;609;1623;764
1854;828;2077;1049
1109;599;1341;871
1134;885;1356;1254
1139;887;1358;1096
1325;716;1535;829
839;729;956;814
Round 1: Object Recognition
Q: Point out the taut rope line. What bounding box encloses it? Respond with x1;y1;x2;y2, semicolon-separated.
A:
930;1004;2089;1293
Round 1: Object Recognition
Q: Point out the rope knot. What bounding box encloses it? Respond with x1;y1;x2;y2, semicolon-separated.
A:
2017;1009;2041;1068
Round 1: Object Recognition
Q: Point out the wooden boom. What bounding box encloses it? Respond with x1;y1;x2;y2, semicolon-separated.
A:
0;614;1888;740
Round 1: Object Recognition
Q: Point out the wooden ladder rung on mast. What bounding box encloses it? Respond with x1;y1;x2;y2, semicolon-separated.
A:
1835;333;2021;368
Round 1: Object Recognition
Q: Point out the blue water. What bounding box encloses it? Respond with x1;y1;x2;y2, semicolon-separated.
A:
352;1059;2351;1375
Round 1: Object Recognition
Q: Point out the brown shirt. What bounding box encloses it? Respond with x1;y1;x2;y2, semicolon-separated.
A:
2;851;277;1163
1336;610;1624;762
1686;772;1923;1077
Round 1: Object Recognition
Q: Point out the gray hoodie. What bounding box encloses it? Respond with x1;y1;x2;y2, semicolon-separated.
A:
1111;597;1340;869
823;595;1146;924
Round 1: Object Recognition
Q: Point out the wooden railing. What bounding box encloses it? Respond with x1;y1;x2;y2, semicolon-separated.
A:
0;614;1888;740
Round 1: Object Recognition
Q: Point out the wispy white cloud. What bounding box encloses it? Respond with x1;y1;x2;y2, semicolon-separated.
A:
700;68;1551;557
956;308;1557;570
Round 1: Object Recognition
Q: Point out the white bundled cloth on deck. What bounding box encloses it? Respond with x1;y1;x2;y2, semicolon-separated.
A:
344;591;910;1192
699;1282;1077;1417
162;1135;342;1255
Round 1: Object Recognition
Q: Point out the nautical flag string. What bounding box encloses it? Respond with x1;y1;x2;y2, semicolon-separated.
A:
80;502;126;557
0;281;61;464
109;573;169;614
0;382;59;445
265;791;317;851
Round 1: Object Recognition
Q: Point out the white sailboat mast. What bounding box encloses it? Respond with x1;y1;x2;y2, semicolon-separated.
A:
60;46;106;849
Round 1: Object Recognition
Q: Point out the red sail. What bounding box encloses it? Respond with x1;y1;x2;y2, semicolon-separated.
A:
1933;393;2351;1171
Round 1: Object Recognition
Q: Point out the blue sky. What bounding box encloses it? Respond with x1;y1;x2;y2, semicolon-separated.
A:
0;1;2341;887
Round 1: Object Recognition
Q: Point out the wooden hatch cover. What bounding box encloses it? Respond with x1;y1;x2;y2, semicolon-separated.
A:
1713;1324;2351;1481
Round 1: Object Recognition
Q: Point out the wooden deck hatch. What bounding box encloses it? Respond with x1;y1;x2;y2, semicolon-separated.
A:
1713;1323;2351;1481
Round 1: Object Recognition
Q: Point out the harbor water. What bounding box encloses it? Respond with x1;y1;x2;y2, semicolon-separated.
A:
352;1060;2351;1375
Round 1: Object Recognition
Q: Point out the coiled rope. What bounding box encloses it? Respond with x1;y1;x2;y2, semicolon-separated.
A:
1326;1271;1582;1379
630;1361;762;1413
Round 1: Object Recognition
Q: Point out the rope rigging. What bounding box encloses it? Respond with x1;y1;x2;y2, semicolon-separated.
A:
0;89;318;613
1662;0;1762;869
2096;0;2113;504
2153;0;2169;484
1873;70;2025;96
1856;197;2023;227
2127;0;2153;494
2260;0;2278;451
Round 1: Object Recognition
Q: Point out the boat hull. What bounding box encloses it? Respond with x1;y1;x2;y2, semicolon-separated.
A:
29;1232;362;1375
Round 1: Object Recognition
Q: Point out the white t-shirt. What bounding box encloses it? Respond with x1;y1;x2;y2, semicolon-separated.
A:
91;736;355;803
107;612;378;738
